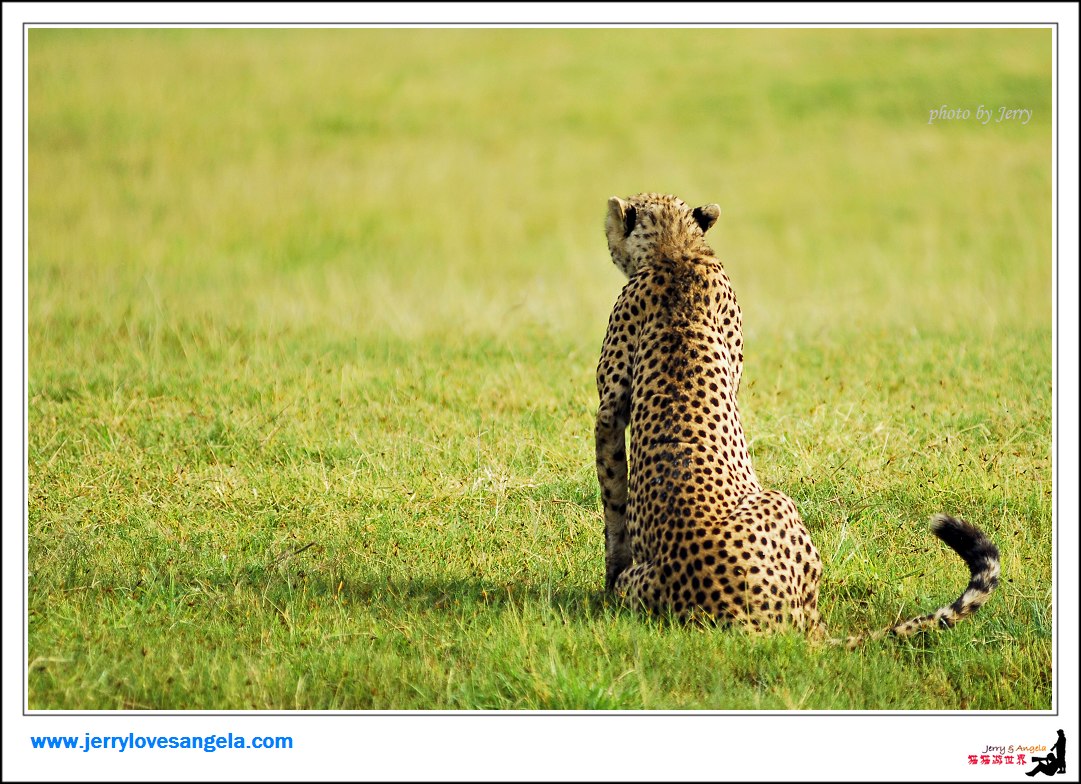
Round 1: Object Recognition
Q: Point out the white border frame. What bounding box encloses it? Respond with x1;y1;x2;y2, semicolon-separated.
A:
3;3;1077;781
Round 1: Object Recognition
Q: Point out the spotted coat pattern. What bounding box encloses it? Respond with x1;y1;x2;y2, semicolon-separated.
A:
595;193;999;643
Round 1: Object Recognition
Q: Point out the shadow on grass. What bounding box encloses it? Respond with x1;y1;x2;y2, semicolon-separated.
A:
258;572;616;621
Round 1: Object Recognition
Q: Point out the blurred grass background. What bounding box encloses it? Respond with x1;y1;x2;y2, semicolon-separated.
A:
29;28;1050;338
27;28;1051;710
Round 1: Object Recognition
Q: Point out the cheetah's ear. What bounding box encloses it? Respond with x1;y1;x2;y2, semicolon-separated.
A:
608;196;637;237
692;204;721;233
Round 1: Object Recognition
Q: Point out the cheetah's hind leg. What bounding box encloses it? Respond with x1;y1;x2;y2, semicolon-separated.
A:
612;559;665;615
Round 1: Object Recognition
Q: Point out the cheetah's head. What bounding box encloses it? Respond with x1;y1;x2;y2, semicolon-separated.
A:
605;192;720;277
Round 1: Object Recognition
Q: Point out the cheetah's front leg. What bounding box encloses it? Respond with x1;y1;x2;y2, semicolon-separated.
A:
595;291;637;593
595;397;630;591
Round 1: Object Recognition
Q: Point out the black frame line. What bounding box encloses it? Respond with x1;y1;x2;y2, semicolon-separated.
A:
18;19;1062;720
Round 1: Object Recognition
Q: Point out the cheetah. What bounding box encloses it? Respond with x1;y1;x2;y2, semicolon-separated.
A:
594;192;999;646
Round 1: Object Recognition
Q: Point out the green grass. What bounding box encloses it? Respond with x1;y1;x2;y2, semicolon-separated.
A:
27;28;1051;710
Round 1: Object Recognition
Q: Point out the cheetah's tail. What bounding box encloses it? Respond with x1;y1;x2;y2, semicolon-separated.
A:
830;514;1000;649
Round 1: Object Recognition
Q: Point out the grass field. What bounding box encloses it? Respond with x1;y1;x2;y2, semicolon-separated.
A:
26;28;1052;710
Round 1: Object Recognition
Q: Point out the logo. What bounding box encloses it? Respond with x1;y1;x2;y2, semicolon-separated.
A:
966;730;1067;776
1022;730;1067;778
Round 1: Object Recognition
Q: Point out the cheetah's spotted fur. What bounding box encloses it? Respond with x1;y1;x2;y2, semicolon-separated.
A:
595;192;999;644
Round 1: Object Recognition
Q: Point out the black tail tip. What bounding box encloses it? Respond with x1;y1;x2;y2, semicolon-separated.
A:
930;513;999;562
